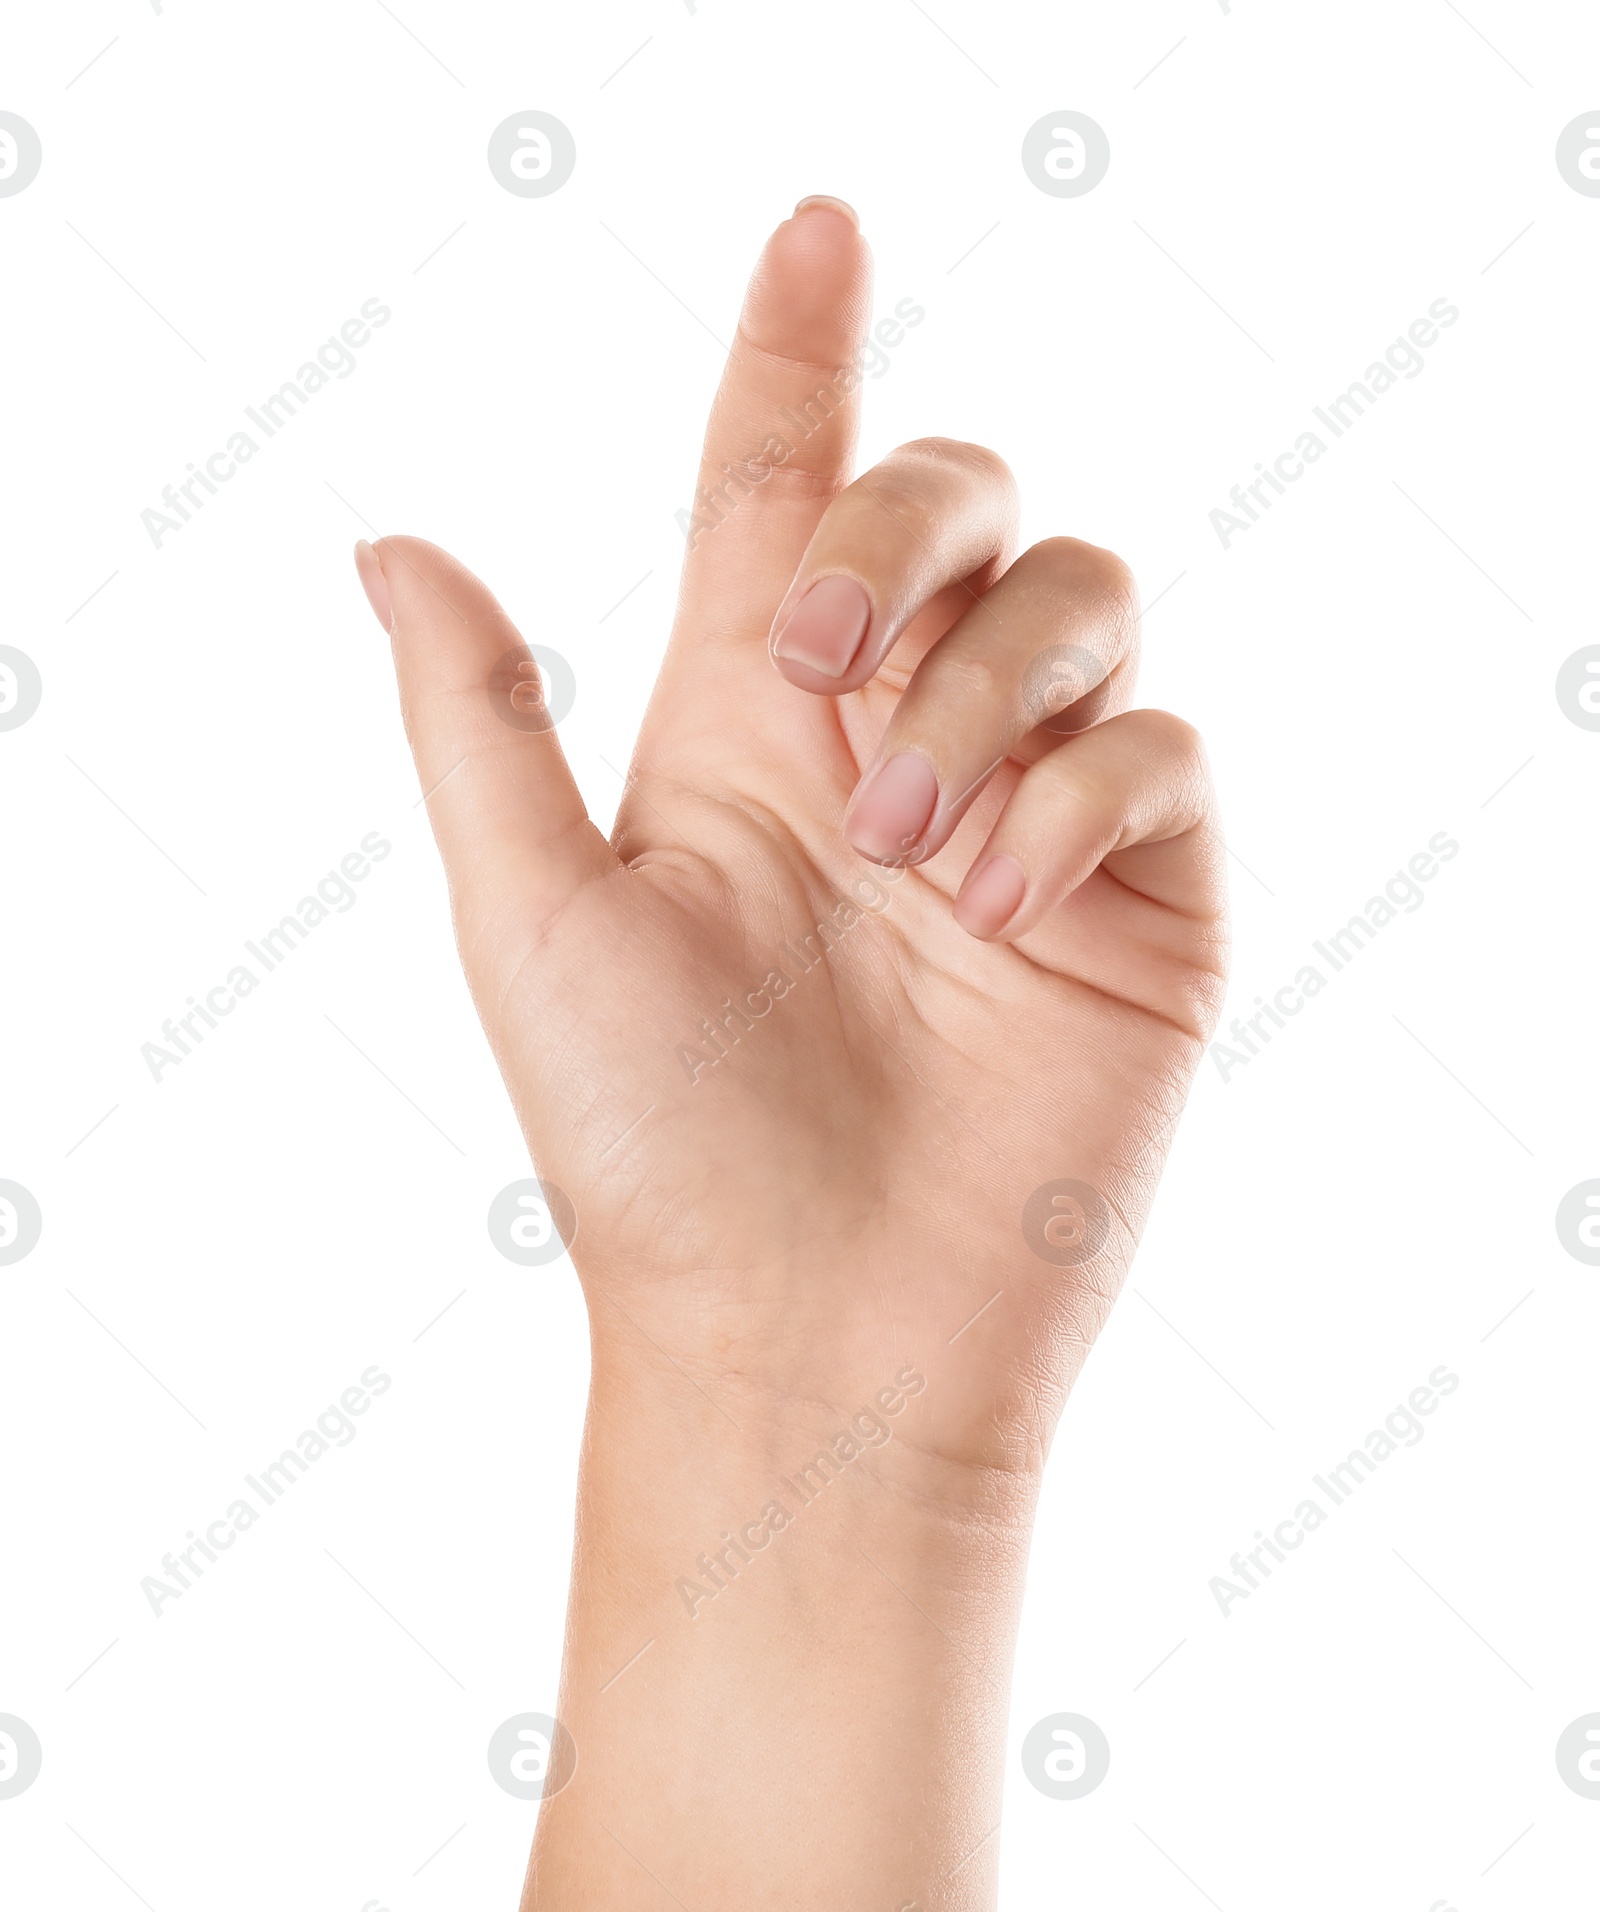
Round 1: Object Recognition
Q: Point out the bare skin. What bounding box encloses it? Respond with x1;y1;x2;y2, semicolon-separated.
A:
353;197;1227;1910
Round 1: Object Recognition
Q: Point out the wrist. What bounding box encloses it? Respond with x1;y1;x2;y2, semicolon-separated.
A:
521;1334;1042;1909
584;1320;1045;1545
588;1357;1037;1599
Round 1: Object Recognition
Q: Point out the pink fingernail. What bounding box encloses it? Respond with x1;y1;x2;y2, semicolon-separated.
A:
354;540;394;633
793;194;860;229
771;576;871;678
845;753;939;864
954;854;1027;939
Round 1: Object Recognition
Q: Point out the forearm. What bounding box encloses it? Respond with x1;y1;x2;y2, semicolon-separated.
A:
522;1343;1042;1911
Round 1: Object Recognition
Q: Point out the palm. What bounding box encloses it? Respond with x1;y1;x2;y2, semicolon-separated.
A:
468;643;1215;1463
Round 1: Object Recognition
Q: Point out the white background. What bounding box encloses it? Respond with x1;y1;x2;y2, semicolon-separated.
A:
2;1;1597;1907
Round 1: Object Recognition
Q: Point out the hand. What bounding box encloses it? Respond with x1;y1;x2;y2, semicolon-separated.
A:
355;197;1226;1469
353;197;1227;1910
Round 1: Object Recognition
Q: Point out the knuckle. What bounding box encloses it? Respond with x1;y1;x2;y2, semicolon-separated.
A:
1022;536;1134;608
1131;707;1205;763
932;650;1002;706
853;471;943;543
751;460;844;505
846;441;1019;556
1019;539;1140;661
1036;751;1117;828
1122;709;1213;815
893;436;1018;497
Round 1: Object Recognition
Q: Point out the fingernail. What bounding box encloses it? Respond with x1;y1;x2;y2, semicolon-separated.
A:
845;753;939;864
354;540;394;633
771;576;872;678
793;194;858;228
954;854;1027;940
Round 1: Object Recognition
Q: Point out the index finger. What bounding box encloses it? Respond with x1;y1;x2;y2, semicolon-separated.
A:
675;198;873;652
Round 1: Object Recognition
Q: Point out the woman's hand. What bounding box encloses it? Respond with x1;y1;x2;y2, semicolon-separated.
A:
356;196;1225;1470
354;197;1227;1910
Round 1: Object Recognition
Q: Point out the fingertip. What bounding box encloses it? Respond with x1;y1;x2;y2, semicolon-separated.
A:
770;574;873;688
792;193;859;229
742;198;872;364
353;538;394;634
954;853;1028;941
366;534;482;635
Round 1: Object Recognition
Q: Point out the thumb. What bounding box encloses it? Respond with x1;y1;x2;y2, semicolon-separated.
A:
354;535;616;985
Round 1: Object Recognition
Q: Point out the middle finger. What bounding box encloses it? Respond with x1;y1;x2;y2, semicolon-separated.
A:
840;536;1140;866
